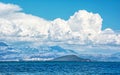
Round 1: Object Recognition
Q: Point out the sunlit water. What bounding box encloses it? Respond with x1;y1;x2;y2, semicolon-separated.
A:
0;61;120;75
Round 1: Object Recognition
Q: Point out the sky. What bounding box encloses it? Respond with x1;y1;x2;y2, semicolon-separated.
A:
0;0;120;57
0;0;120;30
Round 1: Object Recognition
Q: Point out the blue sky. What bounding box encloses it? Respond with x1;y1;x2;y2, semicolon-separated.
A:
0;0;120;61
0;0;120;30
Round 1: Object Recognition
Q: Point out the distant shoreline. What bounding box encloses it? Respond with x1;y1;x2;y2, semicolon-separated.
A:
0;61;120;63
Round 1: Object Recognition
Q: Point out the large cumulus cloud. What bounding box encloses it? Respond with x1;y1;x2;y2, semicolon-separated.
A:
68;10;102;34
0;2;120;47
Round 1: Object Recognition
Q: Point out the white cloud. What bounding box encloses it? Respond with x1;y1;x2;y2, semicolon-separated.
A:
0;2;21;15
9;13;50;37
93;28;120;45
0;2;50;37
49;18;71;40
68;10;102;34
0;2;120;48
0;18;16;36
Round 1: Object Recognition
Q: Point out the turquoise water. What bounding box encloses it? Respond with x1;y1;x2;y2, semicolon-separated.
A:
0;61;120;75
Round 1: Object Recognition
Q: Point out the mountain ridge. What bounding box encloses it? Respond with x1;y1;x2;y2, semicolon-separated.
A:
52;55;91;62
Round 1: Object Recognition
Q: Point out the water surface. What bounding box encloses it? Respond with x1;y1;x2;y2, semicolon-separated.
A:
0;61;120;75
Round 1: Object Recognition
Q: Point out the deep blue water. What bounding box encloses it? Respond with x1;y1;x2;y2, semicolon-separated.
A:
0;61;120;75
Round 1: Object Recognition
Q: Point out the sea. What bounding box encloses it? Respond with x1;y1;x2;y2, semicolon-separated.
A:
0;61;120;75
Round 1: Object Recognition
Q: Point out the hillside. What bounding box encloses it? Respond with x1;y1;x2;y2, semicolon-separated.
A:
52;55;91;62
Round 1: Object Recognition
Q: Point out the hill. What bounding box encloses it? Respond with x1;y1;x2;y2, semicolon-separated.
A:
52;55;91;62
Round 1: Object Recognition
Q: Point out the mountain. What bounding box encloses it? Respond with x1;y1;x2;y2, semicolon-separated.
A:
52;55;91;62
112;52;120;57
0;41;120;62
78;54;120;62
0;42;8;46
22;46;78;61
0;44;79;61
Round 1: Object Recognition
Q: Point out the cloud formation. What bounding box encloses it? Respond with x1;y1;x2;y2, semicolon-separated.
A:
0;2;120;47
68;10;102;34
0;2;21;15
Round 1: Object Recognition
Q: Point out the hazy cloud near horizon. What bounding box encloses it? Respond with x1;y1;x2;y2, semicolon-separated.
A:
0;2;120;49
